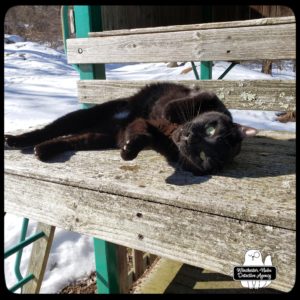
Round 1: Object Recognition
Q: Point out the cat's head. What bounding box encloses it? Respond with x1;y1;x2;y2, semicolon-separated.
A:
171;111;257;175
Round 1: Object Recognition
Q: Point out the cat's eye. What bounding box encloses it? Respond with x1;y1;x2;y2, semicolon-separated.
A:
205;126;216;136
200;151;206;161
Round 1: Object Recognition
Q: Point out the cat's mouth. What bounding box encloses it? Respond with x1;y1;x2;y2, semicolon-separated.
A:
171;126;207;173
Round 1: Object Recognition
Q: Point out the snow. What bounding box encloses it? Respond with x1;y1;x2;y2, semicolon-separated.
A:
4;35;295;294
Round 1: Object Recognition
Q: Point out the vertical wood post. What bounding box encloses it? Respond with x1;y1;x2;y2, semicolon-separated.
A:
22;223;55;293
133;249;145;280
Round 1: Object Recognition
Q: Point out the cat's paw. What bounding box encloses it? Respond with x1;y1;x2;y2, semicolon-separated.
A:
34;144;52;161
120;135;149;161
5;134;33;148
121;140;138;160
5;134;24;148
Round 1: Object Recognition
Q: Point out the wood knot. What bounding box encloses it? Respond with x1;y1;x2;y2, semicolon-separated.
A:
138;234;144;240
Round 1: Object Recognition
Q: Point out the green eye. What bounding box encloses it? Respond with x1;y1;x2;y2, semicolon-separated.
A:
200;151;206;161
206;126;215;136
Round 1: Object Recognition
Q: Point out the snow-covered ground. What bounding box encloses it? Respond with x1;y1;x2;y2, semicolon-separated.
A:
4;35;295;293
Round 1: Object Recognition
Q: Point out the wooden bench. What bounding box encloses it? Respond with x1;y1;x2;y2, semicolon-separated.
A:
5;16;295;293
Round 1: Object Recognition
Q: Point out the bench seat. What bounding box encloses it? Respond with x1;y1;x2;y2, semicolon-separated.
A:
4;129;295;292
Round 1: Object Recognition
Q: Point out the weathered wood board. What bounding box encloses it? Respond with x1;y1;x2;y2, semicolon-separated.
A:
4;130;295;292
77;79;296;111
67;17;295;63
89;16;295;37
22;223;55;294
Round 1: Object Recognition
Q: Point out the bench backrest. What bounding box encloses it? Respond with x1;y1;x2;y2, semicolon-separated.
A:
67;16;295;111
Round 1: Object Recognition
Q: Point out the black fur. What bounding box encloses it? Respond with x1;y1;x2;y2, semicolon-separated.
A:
5;83;256;175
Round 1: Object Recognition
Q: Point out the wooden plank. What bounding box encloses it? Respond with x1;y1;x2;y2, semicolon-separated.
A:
22;223;55;293
67;22;295;63
89;16;295;37
77;79;296;111
4;173;295;292
133;250;145;280
133;258;182;293
4;130;295;230
116;245;129;293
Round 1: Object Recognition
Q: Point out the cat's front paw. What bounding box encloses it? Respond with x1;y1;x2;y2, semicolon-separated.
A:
120;135;149;161
121;139;138;160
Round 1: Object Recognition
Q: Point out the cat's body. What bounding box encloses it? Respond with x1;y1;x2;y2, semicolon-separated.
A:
5;83;257;175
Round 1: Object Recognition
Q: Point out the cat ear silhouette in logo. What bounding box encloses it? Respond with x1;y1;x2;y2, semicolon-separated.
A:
240;250;272;289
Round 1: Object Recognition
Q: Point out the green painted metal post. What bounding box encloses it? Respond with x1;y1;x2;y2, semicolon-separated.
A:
200;6;212;80
93;240;120;293
200;61;212;80
72;5;121;294
14;218;29;283
73;5;106;109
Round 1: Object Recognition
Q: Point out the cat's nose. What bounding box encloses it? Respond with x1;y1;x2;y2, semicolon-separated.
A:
181;130;192;142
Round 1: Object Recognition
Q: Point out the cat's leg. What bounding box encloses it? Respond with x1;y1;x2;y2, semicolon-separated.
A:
34;132;115;161
120;119;152;161
120;118;179;162
5;99;129;148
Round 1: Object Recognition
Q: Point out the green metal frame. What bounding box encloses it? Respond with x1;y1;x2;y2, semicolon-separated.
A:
200;61;212;80
4;218;46;292
65;5;121;294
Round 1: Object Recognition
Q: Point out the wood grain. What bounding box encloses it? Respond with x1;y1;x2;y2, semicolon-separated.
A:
4;130;295;230
117;245;129;293
4;128;295;292
22;223;55;293
90;16;295;37
133;250;145;280
67;22;295;63
77;79;296;111
4;174;295;292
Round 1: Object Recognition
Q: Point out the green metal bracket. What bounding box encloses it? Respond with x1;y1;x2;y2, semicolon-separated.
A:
71;5;121;294
9;274;35;293
191;62;200;80
218;62;237;79
5;231;45;259
14;218;29;283
4;218;45;292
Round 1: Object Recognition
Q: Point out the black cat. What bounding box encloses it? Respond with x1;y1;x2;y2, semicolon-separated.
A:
4;83;257;175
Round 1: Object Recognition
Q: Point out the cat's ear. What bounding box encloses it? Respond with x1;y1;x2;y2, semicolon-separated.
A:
234;123;258;139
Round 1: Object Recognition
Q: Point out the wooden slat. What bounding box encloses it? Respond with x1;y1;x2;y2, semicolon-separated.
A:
89;16;295;37
4;129;295;292
4;173;295;292
133;250;145;280
67;21;295;63
117;245;129;293
77;79;296;111
4;130;295;230
22;223;55;293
